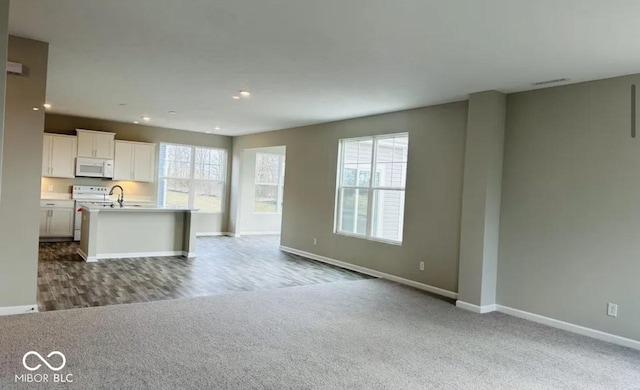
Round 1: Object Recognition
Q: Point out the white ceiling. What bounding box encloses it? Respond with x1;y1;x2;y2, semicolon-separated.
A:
8;0;640;136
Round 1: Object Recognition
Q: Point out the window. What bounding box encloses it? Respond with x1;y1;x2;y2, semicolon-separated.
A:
158;143;227;213
335;133;408;243
254;153;285;213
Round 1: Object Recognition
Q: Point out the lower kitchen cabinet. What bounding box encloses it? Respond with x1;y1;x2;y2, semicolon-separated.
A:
40;200;75;238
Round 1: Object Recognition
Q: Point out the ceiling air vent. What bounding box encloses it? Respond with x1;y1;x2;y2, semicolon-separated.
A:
531;78;569;86
7;61;23;75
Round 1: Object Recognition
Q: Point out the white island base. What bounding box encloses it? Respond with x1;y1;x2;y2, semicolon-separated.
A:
78;206;197;262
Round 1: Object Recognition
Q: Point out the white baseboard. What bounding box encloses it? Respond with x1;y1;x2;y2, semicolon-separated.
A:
77;248;97;263
456;300;497;314
97;251;185;260
454;300;639;350
79;249;195;261
196;232;234;237
279;246;458;299
0;305;38;317
495;305;640;351
238;231;281;236
199;232;240;237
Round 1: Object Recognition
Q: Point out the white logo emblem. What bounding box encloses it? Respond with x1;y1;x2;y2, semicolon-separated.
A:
22;351;66;372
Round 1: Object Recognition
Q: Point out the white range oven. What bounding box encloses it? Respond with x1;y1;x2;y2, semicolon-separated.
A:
71;185;112;241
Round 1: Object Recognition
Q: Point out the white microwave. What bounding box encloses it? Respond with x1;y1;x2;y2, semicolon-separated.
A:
76;158;114;178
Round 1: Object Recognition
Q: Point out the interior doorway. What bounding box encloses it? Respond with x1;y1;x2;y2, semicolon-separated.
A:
238;146;286;237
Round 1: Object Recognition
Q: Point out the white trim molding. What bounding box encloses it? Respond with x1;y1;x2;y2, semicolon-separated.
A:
79;249;195;261
197;231;273;237
238;231;281;236
279;246;458;299
495;305;640;351
196;232;236;237
456;300;497;314
77;249;97;263
0;305;38;317
97;251;185;260
196;232;226;237
455;300;640;351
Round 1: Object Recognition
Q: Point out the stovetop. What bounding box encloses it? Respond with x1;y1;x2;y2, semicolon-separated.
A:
72;185;110;202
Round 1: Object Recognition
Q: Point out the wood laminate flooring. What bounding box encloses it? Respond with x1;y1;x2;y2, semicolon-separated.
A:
37;235;372;312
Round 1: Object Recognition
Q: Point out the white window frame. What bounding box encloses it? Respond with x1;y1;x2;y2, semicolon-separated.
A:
158;143;227;214
334;133;408;245
253;152;286;214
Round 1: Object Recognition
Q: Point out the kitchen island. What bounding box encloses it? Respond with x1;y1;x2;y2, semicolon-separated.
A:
77;205;197;262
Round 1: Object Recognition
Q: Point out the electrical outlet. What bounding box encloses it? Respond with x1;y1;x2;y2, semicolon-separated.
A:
607;302;618;318
48;185;54;192
313;238;317;246
419;261;425;271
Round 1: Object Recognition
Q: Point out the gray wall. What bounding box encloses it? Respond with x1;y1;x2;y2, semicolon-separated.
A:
231;102;468;293
458;91;506;307
498;74;640;341
0;0;8;200
0;36;49;308
44;114;233;233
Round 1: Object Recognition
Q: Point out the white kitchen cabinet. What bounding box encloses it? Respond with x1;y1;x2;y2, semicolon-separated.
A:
42;134;77;178
113;141;133;180
113;140;156;182
39;209;50;236
40;200;75;238
76;129;115;159
49;209;75;237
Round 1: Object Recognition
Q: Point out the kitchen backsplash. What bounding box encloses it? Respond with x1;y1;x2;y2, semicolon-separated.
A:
41;177;156;199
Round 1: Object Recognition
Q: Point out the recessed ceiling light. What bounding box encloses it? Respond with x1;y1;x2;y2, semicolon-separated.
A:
43;103;52;109
142;116;151;121
214;126;221;130
239;90;251;97
168;111;177;115
206;131;212;133
32;107;39;111
232;95;240;100
133;121;139;124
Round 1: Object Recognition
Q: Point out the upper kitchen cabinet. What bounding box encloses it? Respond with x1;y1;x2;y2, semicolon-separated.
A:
42;134;77;178
113;140;156;182
76;129;115;159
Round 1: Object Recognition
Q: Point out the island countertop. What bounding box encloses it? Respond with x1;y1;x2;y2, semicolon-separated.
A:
81;205;198;213
79;205;198;262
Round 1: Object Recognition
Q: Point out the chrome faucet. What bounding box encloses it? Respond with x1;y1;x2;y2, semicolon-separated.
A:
109;185;124;207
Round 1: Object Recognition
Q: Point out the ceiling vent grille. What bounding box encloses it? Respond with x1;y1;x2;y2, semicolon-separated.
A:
531;78;569;86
